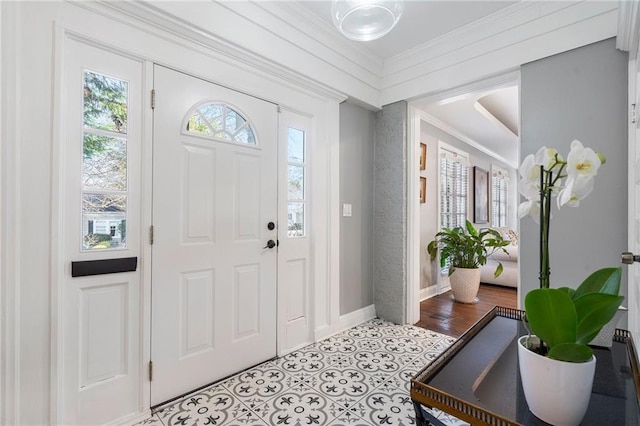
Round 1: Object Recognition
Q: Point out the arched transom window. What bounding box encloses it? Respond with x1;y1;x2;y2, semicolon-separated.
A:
185;102;257;145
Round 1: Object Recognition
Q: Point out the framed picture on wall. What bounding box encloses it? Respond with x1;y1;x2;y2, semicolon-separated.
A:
420;143;427;170
474;166;489;223
420;177;426;203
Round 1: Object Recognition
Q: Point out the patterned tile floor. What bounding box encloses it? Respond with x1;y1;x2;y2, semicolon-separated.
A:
133;318;467;426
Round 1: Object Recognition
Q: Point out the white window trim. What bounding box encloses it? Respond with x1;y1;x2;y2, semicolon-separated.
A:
436;141;470;293
491;164;510;228
437;141;470;232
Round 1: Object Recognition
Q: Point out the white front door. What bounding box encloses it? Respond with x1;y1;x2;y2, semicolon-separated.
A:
151;66;278;405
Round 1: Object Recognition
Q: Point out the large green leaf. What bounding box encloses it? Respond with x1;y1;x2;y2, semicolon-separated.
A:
573;267;621;299
525;289;577;347
557;286;576;299
494;262;503;278
574;293;624;344
547;342;593;363
465;220;478;237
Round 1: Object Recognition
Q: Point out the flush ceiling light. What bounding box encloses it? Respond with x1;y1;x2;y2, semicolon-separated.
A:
331;0;404;42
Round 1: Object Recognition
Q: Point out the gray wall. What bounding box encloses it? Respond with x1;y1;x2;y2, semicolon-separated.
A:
340;102;375;315
373;101;408;324
520;38;628;310
419;123;518;291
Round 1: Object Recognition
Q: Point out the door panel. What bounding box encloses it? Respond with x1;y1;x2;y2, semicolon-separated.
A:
62;39;143;425
277;110;313;353
151;66;278;405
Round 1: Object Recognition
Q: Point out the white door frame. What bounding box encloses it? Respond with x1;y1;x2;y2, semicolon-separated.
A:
42;4;344;425
626;53;639;345
406;71;521;324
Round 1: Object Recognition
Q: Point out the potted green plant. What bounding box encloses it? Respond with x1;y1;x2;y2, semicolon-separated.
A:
518;141;625;425
427;220;509;303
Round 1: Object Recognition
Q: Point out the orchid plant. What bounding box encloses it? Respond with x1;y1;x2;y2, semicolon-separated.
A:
519;140;624;362
519;140;605;288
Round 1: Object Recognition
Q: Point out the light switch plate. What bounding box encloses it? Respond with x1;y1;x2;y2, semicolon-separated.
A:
343;203;352;217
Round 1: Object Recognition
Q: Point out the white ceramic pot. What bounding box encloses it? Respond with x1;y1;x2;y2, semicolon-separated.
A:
518;335;596;426
449;267;480;303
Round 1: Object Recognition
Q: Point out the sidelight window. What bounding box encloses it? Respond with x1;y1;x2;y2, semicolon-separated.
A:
81;70;129;250
287;127;306;237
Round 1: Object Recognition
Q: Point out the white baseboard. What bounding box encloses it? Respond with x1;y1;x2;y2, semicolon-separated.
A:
439;285;451;294
108;410;153;426
314;304;376;342
419;286;439;301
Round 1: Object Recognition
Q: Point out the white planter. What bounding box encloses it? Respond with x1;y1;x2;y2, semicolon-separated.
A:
449;267;480;303
518;335;596;426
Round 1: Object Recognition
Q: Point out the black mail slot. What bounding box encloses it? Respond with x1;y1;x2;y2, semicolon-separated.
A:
71;257;137;277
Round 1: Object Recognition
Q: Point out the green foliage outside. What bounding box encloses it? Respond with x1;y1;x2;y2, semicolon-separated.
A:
84;233;112;249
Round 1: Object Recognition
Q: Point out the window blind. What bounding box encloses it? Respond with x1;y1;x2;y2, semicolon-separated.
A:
440;152;469;230
491;167;509;227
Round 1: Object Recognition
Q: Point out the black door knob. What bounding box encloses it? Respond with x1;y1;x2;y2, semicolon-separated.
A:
263;240;276;249
267;221;275;230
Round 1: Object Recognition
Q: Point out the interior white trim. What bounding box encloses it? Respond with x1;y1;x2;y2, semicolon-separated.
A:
420;111;517;169
627;54;639;345
314;304;376;342
406;104;421;325
88;0;618;111
139;59;154;415
0;3;20;424
88;1;362;105
328;103;342;334
617;0;639;54
39;4;342;423
107;409;152;426
49;22;65;426
419;286;438;302
381;1;618;105
413;71;520;107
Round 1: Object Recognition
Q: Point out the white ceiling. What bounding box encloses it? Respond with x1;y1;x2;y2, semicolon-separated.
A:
296;0;521;165
417;85;520;166
296;1;518;59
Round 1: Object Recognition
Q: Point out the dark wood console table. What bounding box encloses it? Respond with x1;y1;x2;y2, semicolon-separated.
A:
411;306;640;426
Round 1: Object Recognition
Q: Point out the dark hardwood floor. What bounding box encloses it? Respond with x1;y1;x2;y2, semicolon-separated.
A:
414;284;518;338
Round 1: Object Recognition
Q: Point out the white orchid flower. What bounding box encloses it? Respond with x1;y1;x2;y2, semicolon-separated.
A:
518;199;540;223
557;175;594;208
535;146;563;171
519;178;539;199
519;154;540;184
566;140;601;179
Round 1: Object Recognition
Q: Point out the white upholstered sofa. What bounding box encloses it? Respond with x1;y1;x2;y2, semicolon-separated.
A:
479;227;518;288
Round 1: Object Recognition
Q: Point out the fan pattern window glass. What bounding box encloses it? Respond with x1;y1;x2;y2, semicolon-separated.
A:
82;70;129;250
186;103;256;145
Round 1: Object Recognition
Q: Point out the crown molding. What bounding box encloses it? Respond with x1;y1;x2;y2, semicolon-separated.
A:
384;1;550;75
412;70;520;108
616;0;639;55
419;111;518;169
88;0;363;104
381;1;617;105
